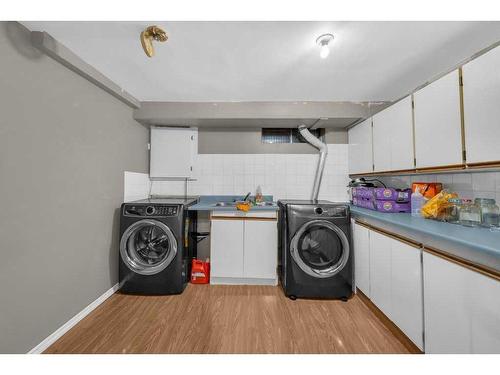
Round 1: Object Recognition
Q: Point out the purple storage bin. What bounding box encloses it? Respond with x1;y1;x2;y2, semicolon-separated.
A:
352;197;376;210
373;188;412;202
352;187;375;200
374;200;411;213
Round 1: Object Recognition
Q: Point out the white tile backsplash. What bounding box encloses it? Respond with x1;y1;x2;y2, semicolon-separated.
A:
150;145;350;202
124;171;150;202
378;170;500;202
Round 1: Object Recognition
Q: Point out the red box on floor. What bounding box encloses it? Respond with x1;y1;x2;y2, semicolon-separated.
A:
191;259;210;284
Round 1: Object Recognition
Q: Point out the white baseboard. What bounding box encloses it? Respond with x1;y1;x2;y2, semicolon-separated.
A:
28;283;119;354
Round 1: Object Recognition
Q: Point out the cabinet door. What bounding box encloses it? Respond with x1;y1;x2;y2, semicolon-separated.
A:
353;223;371;297
210;219;244;278
463;46;500;164
391;241;423;350
348;119;373;174
372;111;392;172
469;267;500;353
243;220;278;279
414;70;463;168
423;252;472;353
424;251;500;353
150;127;196;178
373;96;414;172
369;230;392;318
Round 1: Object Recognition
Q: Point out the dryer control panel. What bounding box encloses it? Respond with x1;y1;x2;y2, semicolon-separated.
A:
313;206;348;217
123;204;179;217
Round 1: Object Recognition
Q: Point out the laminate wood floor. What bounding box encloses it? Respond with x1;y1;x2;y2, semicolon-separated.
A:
45;284;413;354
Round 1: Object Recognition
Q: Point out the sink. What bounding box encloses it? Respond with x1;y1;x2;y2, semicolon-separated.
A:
213;202;236;207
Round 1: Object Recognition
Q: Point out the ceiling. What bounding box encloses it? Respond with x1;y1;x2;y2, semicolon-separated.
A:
22;21;500;103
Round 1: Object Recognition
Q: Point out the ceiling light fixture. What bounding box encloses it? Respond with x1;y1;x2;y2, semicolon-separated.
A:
316;33;334;59
140;25;168;58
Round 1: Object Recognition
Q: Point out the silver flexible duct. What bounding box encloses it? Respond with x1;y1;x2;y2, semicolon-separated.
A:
298;124;328;201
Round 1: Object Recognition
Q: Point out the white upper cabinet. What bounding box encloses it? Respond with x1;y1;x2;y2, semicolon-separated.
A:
372;96;414;172
150;127;197;178
414;70;463;168
348;119;373;175
462;46;500;164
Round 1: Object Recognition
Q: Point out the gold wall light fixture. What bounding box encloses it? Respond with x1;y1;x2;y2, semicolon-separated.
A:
140;26;168;58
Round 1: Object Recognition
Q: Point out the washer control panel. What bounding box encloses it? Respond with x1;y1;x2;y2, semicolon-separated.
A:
124;204;179;217
315;206;348;217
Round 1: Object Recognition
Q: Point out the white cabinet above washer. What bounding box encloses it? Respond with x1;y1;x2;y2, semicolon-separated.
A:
150;127;198;179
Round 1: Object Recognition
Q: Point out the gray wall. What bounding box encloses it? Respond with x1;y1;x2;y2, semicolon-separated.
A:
0;22;149;353
198;128;347;154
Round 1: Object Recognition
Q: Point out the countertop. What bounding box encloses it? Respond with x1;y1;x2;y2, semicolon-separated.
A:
350;206;500;273
189;195;278;212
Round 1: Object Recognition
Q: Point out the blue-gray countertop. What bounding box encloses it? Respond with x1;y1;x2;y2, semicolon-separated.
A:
350;206;500;273
189;195;278;212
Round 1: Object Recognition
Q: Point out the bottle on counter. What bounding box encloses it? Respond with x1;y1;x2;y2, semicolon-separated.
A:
255;185;263;204
445;198;462;224
474;198;500;228
411;187;426;217
459;199;482;227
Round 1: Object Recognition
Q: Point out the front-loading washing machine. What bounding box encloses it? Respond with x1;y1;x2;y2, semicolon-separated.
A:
278;200;353;300
119;198;197;295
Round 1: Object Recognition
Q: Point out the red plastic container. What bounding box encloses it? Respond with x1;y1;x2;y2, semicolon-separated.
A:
191;259;210;284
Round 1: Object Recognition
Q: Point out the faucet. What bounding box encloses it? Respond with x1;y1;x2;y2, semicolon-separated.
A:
234;192;251;202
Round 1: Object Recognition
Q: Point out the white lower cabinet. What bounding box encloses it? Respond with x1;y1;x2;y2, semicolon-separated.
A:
369;230;393;317
353;222;371;297
210;212;278;285
243;220;278;279
390;240;423;350
423;251;500;353
210;219;244;278
354;222;424;350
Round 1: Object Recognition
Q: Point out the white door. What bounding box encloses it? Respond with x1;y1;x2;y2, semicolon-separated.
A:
369;230;392;318
424;251;500;353
414;70;463;168
423;251;472;353
469;268;500;353
150;127;196;178
243;220;278;280
372;111;392;172
210;219;244;278
353;223;371;297
462;46;500;164
391;240;424;350
388;96;414;171
348;119;373;174
372;96;414;172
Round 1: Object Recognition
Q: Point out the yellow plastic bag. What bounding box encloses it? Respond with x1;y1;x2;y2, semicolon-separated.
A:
421;190;458;220
236;202;251;212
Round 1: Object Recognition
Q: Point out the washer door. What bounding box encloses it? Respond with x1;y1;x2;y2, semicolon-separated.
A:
120;219;178;276
290;219;350;278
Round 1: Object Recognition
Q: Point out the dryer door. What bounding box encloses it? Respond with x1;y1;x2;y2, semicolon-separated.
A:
120;219;178;276
290;219;350;278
